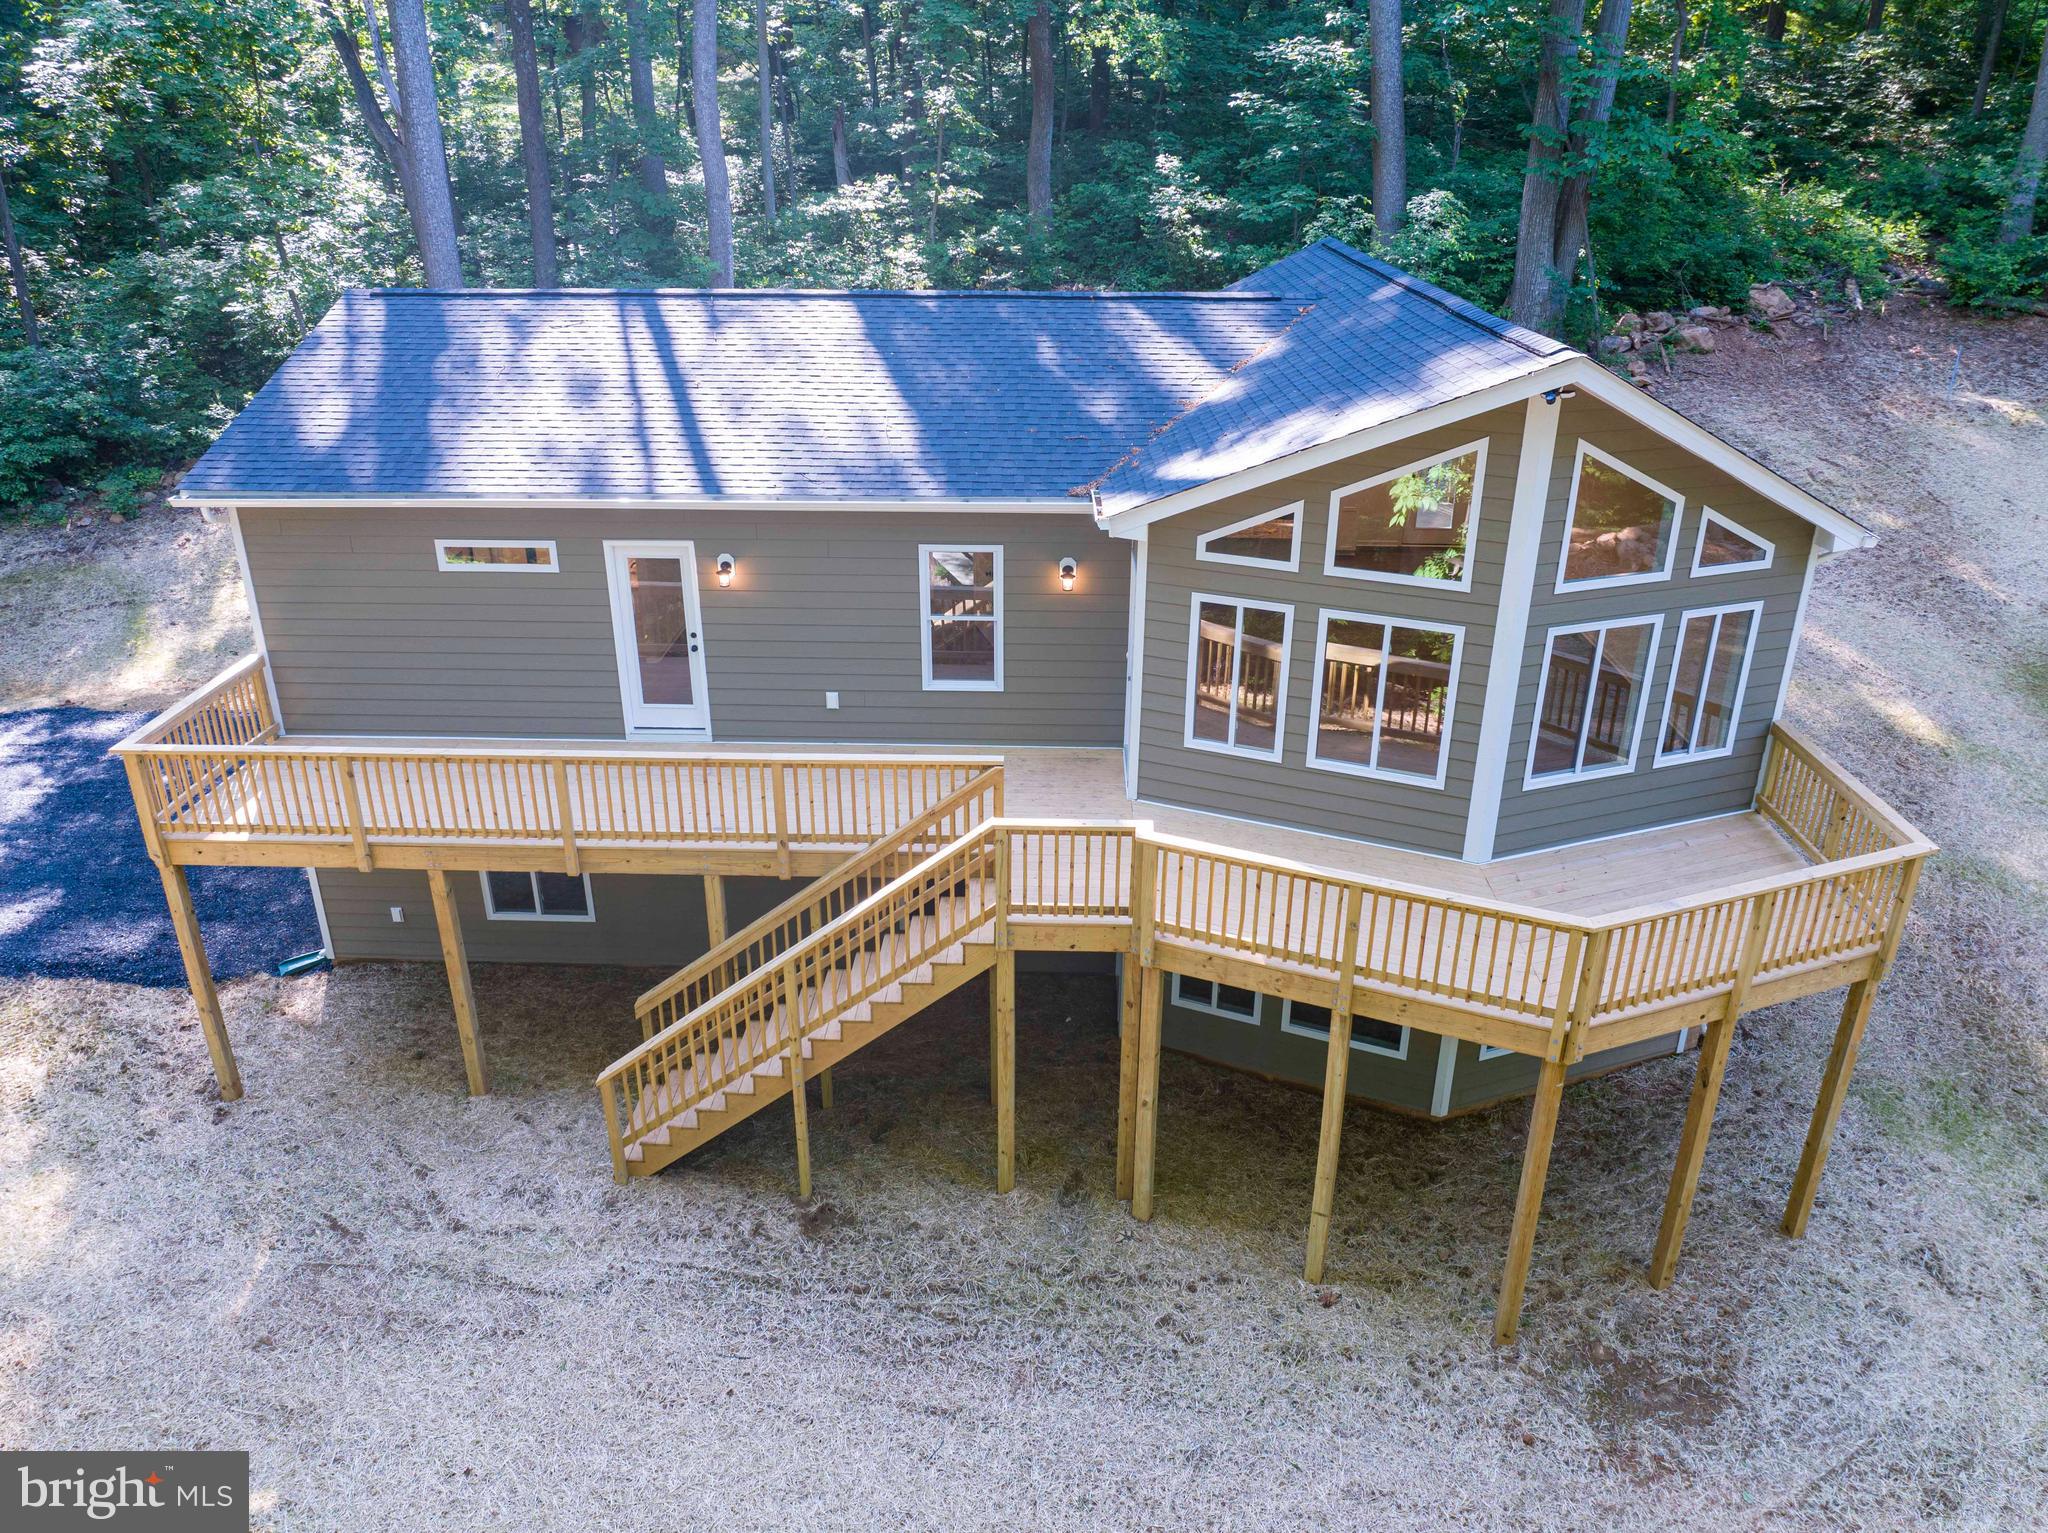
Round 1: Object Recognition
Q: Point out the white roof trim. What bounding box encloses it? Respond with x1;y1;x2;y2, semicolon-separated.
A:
1093;354;1875;553
169;493;1095;514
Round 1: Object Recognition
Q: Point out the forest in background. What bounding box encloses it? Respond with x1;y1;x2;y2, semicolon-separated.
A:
1;0;2045;513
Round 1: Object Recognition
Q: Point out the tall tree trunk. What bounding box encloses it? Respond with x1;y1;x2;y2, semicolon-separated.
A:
1863;0;1883;32
0;167;39;348
1368;0;1406;238
756;0;778;218
1087;44;1112;133
1550;0;1633;287
861;2;880;109
2000;24;2048;242
832;101;853;187
1508;0;1588;331
692;0;736;283
387;0;464;287
1666;0;1685;125
1971;0;2008;117
1763;1;1786;42
1025;0;1053;222
623;0;674;259
504;0;560;286
565;4;603;141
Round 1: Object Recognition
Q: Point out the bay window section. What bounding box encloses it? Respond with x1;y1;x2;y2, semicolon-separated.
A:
1657;602;1761;764
1308;613;1462;787
1526;616;1663;786
921;546;1002;690
1326;442;1486;588
1557;445;1683;590
1185;596;1291;760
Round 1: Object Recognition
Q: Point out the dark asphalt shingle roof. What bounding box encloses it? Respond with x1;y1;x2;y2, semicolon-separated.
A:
181;239;1576;510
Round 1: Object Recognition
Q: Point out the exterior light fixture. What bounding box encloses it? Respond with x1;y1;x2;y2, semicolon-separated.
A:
1058;557;1078;591
715;552;736;587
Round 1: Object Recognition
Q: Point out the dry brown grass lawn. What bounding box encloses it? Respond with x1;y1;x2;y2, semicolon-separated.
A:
2;299;2044;1530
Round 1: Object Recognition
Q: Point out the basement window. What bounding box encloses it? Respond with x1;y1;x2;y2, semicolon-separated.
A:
1326;441;1487;589
1525;615;1664;787
1556;445;1684;590
1171;974;1260;1023
1656;602;1762;764
435;540;558;571
480;870;595;922
1279;1001;1409;1059
1196;504;1303;569
1184;595;1292;760
921;546;1003;690
1307;611;1463;788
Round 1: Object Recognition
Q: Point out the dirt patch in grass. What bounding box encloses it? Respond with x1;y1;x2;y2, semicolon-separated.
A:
2;300;2046;1528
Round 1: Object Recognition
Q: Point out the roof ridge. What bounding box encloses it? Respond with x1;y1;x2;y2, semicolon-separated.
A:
1308;239;1575;360
350;286;1289;303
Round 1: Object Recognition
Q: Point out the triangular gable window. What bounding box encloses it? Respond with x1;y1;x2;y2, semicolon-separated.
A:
1196;504;1303;570
1692;509;1775;575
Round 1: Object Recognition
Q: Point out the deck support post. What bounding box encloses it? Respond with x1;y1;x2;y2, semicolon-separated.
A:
156;862;243;1101
1129;967;1165;1221
1115;955;1140;1200
781;965;812;1200
702;874;727;948
1494;1057;1567;1345
1649;889;1778;1288
818;1068;833;1111
993;949;1016;1193
1304;886;1368;1283
425;869;489;1096
1782;856;1923;1239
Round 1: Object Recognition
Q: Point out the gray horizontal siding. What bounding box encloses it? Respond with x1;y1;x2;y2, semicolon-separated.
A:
1136;405;1527;856
1445;1033;1688;1111
316;869;802;966
243;507;1127;745
1490;396;1815;857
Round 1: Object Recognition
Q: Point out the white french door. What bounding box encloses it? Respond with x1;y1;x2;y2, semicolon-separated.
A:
603;541;712;736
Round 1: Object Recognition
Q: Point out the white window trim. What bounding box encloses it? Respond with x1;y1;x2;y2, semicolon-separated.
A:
918;544;1004;693
1521;613;1665;791
435;539;560;572
1279;999;1409;1060
1195;501;1305;571
1554;442;1686;593
1170;973;1260;1024
479;870;597;922
1305;608;1464;791
1478;1043;1514;1060
1181;593;1293;763
1653;600;1765;768
1323;438;1489;593
1690;507;1776;577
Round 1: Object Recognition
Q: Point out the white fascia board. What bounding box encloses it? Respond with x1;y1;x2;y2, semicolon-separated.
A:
171;493;1095;515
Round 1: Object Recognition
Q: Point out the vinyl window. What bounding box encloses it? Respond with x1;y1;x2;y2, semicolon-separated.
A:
1184;595;1292;761
480;870;595;921
1656;602;1762;764
1690;509;1775;575
1556;445;1684;591
1171;974;1260;1023
1307;611;1463;788
1279;1000;1409;1058
920;546;1003;690
1524;615;1664;787
1325;441;1487;590
1196;504;1304;570
436;540;558;571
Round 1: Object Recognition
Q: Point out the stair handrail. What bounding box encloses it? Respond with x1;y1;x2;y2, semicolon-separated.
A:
632;765;1005;1035
599;820;1007;1162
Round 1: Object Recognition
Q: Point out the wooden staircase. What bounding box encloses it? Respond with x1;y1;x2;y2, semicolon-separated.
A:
598;775;1008;1182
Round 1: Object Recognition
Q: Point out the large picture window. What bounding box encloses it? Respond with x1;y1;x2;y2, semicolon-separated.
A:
1556;445;1684;590
1307;612;1463;788
1184;596;1291;760
1656;602;1761;764
1525;616;1663;786
920;546;1002;690
1326;441;1486;589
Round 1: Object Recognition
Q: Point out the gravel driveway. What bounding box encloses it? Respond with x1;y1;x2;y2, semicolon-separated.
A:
0;707;318;984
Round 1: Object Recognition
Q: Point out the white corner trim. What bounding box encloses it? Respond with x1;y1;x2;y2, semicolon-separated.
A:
1772;537;1824;723
1122;536;1149;798
1303;607;1464;791
1462;396;1560;862
1320;437;1489;593
1553;440;1686;594
1430;1034;1458;1117
918;543;1006;692
1689;508;1775;577
434;538;560;572
1652;599;1765;768
1194;501;1306;571
304;868;336;959
227;508;287;734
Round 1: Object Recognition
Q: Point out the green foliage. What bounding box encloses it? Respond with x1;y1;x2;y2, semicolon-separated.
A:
1;0;2044;508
